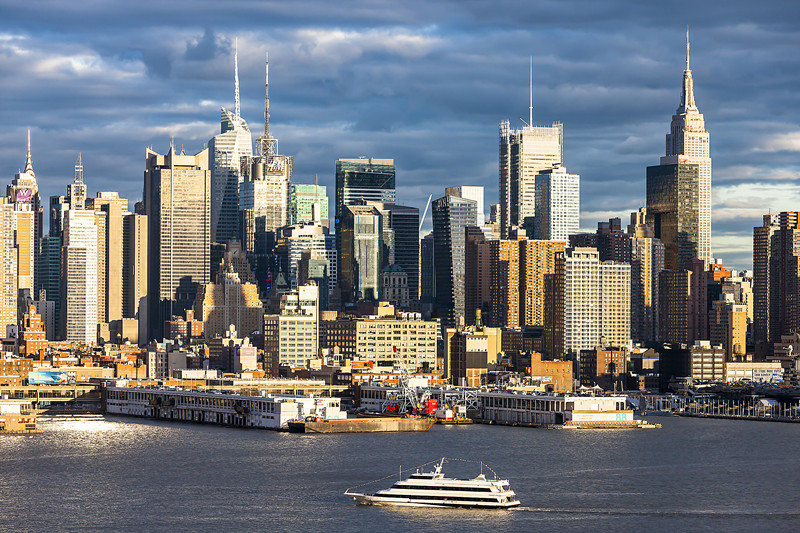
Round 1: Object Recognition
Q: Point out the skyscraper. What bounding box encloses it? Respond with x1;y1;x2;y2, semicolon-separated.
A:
339;204;383;302
195;265;264;339
209;44;253;244
63;210;97;344
628;209;665;343
290;184;328;226
0;198;17;333
498;66;563;238
334;159;396;220
275;220;337;294
8;131;43;294
534;165;580;241
366;201;420;301
240;54;292;250
646;162;700;270
752;212;800;352
659;30;712;264
445;186;485;226
544;248;631;358
753;213;779;353
420;232;435;304
143;146;211;340
432;194;477;326
519;239;566;327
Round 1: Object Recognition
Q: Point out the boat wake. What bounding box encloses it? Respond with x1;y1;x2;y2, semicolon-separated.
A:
516;507;800;518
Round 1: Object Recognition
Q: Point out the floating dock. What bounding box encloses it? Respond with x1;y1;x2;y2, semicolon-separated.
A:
287;417;434;433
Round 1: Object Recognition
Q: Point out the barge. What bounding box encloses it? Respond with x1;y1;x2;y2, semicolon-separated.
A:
288;416;434;433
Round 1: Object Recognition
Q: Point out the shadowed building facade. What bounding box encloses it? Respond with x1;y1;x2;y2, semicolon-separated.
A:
143;147;211;341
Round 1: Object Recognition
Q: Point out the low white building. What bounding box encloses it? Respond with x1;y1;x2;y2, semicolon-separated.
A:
105;387;345;429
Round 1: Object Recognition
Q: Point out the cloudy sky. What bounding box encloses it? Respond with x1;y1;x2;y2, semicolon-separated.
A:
2;0;799;269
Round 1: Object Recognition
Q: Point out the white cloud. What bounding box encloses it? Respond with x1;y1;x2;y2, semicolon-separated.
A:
757;131;800;152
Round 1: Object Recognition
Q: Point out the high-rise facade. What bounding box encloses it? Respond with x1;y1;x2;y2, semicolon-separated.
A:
544;248;631;358
646;162;699;270
263;284;319;368
63;210;97;344
499;120;563;238
210;43;253;244
275;221;337;295
445;186;485;226
143;146;211;340
0;198;17;332
432;195;477;326
339;204;382;302
122;211;148;343
534;165;580;241
366;201;420;301
290;184;328;226
210;107;252;243
420;232;435;304
658;269;692;345
8;131;43;295
753;212;800;352
753;213;780;352
660;32;712;264
709;295;747;357
628;208;665;343
195;266;264;339
519;239;566;327
334;158;396;222
570;217;631;263
488;238;521;328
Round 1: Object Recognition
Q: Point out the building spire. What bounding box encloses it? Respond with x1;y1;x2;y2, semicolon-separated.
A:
678;26;696;113
529;56;533;127
234;37;241;120
24;128;34;176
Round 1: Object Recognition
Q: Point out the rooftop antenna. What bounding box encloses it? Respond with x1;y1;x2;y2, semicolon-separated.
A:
260;51;277;157
529;56;533;127
685;25;690;71
264;51;270;140
74;153;83;183
234;37;241;119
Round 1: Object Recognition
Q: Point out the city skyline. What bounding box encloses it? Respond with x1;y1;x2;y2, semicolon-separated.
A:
2;1;799;269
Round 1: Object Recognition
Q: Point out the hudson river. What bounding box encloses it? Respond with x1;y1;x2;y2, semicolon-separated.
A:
2;416;799;532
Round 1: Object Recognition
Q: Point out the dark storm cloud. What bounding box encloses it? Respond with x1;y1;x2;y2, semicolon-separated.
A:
1;0;799;269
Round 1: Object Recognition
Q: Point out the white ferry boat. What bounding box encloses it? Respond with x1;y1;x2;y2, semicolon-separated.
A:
345;458;520;509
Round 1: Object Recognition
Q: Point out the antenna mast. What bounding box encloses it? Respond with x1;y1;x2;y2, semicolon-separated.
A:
529;56;533;127
234;37;240;119
260;52;278;157
685;25;690;71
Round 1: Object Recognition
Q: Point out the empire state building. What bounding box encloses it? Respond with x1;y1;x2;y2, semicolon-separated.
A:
646;30;712;269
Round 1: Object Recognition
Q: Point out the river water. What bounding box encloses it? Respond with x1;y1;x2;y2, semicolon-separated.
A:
1;415;798;532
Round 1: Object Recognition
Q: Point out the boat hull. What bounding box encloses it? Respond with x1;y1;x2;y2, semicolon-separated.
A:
346;493;520;509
